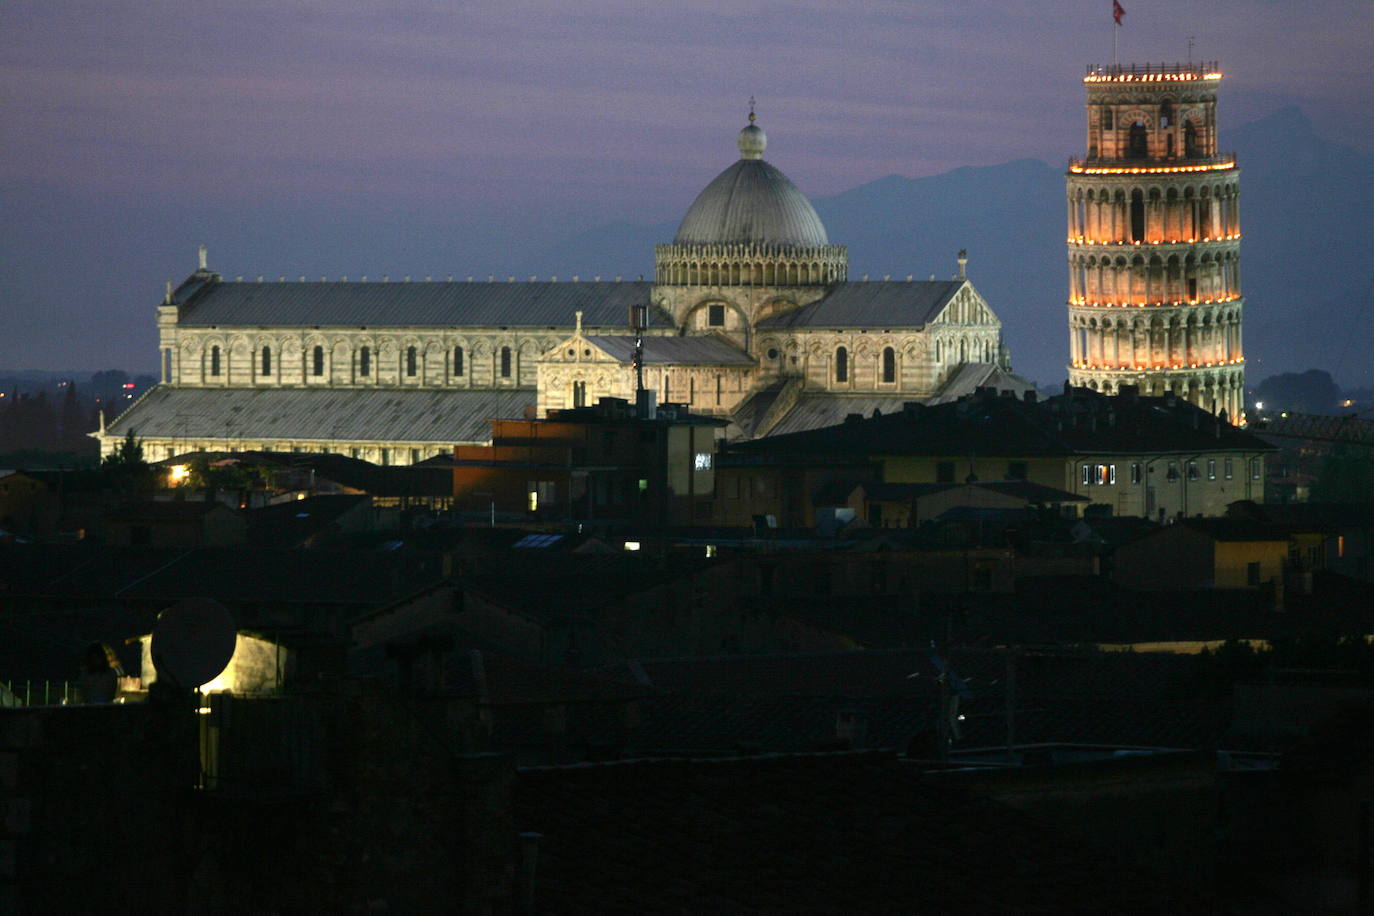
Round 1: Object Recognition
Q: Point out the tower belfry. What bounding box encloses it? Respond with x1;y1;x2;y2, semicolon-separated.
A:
1065;61;1244;421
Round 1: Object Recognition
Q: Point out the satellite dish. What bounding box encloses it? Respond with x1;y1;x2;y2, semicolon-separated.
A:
151;597;237;690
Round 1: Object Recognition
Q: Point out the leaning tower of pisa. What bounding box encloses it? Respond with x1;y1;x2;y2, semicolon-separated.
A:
1065;61;1244;421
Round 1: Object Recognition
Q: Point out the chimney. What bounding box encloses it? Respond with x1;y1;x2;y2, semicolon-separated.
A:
1023;390;1037;403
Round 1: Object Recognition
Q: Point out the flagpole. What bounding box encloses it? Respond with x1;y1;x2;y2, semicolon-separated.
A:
1113;20;1118;65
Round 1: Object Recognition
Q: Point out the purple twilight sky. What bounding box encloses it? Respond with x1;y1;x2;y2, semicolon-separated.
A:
2;0;1371;373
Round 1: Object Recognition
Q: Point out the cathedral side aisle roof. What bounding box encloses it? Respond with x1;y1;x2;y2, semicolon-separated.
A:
174;280;659;329
756;281;965;329
105;386;536;445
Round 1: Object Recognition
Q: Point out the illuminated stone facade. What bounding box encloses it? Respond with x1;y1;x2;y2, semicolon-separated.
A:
102;116;1016;463
1066;62;1244;421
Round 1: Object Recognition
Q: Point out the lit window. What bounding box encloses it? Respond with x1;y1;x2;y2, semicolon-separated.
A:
528;488;538;512
1207;459;1216;481
1081;464;1092;486
694;452;713;471
1224;458;1233;480
624;541;641;551
705;545;717;558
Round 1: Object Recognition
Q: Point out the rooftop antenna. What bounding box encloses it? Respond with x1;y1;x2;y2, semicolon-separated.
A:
1187;35;1195;64
748;95;756;123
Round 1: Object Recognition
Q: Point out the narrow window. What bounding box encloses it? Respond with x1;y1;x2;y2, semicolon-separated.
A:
1102;107;1113;131
359;347;371;376
1130;463;1142;484
1207;458;1217;481
453;346;464;376
406;346;417;377
708;304;725;327
312;345;324;377
381;448;390;466
410;448;420;464
1082;464;1093;486
501;346;512;379
1250;458;1262;481
835;346;848;383
1224;457;1233;480
573;380;587;408
210;346;221;377
1183;119;1198;158
1130;191;1145;243
1128;120;1148;158
261;346;272;375
1187;460;1200;482
1167;461;1179;482
882;347;896;384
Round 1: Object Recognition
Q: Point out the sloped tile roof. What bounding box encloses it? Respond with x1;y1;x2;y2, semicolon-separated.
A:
175;279;661;329
106;385;535;444
583;335;756;366
756;280;962;328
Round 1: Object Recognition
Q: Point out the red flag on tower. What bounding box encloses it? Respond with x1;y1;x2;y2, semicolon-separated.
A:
1113;0;1126;25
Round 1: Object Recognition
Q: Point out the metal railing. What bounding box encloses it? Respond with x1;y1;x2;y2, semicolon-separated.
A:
1085;62;1221;79
1;680;76;706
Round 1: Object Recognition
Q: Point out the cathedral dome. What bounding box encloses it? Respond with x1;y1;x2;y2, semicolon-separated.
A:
673;118;830;248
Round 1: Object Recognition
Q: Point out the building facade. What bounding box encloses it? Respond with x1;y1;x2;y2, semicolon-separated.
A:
1065;62;1244;422
100;114;1024;464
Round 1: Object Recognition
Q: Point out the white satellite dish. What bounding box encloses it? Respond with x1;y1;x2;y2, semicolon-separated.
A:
151;597;237;690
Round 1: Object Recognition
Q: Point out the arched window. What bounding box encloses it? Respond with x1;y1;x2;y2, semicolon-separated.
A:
934;339;942;362
1130;190;1145;243
359;346;371;377
453;346;464;376
210;346;221;377
1128;121;1148;158
500;346;512;379
406;346;417;377
261;346;272;375
881;347;896;384
835;346;848;383
312;345;324;377
1183;119;1198;158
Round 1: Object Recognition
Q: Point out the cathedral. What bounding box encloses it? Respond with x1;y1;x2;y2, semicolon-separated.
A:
99;113;1024;465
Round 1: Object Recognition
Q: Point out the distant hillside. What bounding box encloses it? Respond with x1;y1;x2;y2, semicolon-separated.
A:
534;108;1374;390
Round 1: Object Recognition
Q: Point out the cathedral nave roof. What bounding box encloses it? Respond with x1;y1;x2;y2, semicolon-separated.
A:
173;280;661;329
755;280;965;329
